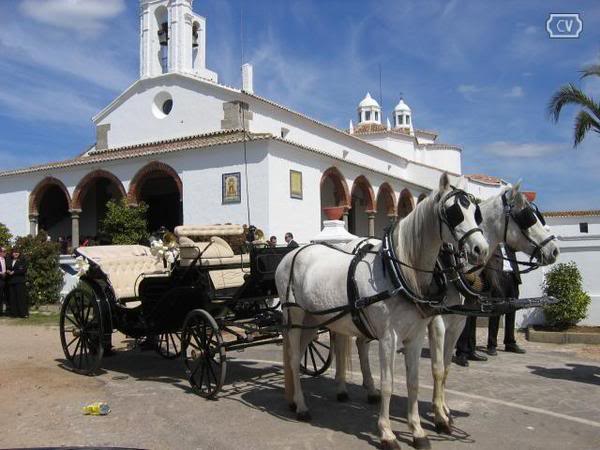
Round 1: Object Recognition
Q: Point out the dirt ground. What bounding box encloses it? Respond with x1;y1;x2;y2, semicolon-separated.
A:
1;319;599;450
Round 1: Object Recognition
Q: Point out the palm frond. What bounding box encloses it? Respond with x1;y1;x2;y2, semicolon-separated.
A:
580;64;600;79
547;83;600;123
573;110;600;147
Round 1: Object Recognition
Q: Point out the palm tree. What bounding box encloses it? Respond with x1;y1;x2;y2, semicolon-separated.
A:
547;64;600;147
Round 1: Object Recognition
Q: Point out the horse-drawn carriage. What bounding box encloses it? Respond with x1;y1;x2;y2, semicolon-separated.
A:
59;225;332;397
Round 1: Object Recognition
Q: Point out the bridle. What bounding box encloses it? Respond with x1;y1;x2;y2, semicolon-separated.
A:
438;188;484;256
501;191;556;270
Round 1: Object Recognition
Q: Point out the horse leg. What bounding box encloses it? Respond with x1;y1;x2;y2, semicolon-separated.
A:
286;309;311;421
441;316;466;421
377;331;401;450
428;317;451;434
356;336;380;403
333;333;350;402
404;330;431;450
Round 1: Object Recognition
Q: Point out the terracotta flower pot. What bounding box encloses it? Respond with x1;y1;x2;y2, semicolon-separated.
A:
323;206;345;220
522;191;537;202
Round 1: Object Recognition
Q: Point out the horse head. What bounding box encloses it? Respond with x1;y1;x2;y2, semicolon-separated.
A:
498;182;559;266
436;173;489;266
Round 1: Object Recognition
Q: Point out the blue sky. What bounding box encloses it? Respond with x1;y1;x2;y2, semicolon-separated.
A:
0;0;599;211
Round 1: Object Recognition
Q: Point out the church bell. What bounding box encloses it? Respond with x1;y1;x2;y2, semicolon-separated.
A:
158;22;169;46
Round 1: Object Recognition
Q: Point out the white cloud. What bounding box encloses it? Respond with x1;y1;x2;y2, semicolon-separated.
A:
0;86;97;125
504;86;524;98
483;141;564;158
457;84;483;101
0;21;135;92
20;0;126;35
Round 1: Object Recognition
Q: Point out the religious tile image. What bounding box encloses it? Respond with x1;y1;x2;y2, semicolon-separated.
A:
290;170;303;199
222;172;241;204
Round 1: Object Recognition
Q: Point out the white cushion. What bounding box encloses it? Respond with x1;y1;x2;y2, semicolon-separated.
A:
175;224;244;238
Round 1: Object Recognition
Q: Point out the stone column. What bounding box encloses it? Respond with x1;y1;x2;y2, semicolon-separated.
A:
367;211;376;238
70;209;81;249
342;207;350;230
28;213;39;237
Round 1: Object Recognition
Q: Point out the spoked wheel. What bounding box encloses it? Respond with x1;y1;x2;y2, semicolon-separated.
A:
59;288;104;375
155;332;182;359
300;328;333;376
181;309;226;398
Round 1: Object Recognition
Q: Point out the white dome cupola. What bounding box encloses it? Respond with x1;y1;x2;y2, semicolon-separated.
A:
357;92;381;124
394;96;413;134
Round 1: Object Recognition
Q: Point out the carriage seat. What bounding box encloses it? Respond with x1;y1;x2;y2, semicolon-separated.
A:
177;235;249;291
77;245;167;301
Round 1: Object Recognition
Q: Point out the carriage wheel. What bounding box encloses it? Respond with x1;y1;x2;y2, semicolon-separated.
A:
59;288;104;375
300;329;333;376
181;309;226;398
155;332;182;359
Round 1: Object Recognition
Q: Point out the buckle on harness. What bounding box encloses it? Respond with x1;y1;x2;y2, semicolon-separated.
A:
355;297;368;309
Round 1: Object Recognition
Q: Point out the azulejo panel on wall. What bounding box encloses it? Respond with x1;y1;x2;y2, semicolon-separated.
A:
290;170;303;199
222;172;241;204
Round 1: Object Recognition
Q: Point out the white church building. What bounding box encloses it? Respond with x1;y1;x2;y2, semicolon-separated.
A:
1;0;598;326
0;0;476;246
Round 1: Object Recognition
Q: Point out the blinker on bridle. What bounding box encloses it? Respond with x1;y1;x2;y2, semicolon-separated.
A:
501;191;555;265
438;189;483;252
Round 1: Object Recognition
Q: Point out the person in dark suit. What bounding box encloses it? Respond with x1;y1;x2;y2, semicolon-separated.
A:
7;248;28;318
285;232;299;248
487;244;525;355
454;315;487;367
0;247;8;316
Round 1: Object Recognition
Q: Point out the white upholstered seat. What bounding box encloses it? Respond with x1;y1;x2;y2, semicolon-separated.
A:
77;245;167;300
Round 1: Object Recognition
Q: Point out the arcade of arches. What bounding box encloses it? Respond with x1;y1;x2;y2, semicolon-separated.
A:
28;162;183;250
319;167;418;238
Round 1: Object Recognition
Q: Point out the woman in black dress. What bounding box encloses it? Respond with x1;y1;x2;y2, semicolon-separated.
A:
7;248;28;318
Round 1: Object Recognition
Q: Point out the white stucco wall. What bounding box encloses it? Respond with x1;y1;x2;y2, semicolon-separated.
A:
518;214;600;327
0;176;31;237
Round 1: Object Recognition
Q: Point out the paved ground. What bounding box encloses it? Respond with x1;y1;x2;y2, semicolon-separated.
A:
0;319;599;450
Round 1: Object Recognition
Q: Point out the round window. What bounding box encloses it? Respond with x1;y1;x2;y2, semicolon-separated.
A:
162;99;173;115
152;91;173;119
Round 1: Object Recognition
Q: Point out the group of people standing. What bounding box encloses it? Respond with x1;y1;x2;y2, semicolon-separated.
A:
0;247;29;318
268;232;299;248
454;244;526;367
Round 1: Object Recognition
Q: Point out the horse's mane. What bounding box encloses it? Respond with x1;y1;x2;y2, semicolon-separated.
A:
395;190;440;296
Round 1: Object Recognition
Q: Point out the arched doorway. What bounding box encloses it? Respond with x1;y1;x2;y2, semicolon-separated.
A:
374;183;396;237
72;170;126;244
349;176;375;237
398;188;415;220
129;161;183;233
29;177;71;241
320;167;351;225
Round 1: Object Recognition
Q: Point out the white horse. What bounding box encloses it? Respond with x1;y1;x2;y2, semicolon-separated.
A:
275;173;489;450
427;183;559;428
336;183;559;435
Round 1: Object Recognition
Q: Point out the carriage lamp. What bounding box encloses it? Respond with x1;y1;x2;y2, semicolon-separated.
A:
158;22;169;46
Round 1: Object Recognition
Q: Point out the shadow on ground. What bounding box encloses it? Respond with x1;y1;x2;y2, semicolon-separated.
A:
527;363;600;386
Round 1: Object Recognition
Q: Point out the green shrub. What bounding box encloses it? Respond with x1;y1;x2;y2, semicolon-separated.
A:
0;222;12;248
542;262;591;329
100;198;149;245
13;231;63;307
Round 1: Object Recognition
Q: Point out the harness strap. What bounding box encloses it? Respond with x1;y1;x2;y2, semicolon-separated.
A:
346;243;377;340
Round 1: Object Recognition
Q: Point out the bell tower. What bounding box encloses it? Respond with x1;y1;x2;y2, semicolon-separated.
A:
139;0;217;82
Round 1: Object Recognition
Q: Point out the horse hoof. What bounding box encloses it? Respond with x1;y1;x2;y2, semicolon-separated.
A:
447;415;454;425
435;422;452;435
412;437;431;450
337;392;349;402
381;439;401;450
368;393;381;404
297;411;312;422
